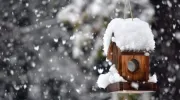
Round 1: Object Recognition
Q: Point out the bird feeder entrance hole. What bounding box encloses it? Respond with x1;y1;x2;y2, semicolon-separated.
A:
106;42;157;93
127;59;139;72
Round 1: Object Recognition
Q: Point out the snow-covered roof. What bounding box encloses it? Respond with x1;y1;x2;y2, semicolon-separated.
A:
103;18;155;55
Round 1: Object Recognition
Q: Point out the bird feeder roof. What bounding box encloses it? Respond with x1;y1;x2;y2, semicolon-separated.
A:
103;18;155;55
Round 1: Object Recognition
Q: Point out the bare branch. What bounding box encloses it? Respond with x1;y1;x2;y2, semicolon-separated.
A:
20;19;58;33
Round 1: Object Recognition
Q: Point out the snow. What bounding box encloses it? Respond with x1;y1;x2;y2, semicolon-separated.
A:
98;68;104;74
103;18;155;55
131;82;139;90
148;74;158;83
106;58;112;65
168;77;176;82
34;46;39;51
0;0;156;99
53;38;58;42
167;0;172;8
97;64;127;88
57;0;154;24
174;32;180;43
88;0;103;16
144;52;150;56
56;0;86;24
72;32;92;59
97;66;158;89
139;8;155;21
96;72;111;89
57;5;81;24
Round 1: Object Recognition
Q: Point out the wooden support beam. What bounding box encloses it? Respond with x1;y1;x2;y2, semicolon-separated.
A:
106;82;157;92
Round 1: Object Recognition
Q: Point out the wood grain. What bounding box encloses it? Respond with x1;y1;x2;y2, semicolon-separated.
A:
106;82;157;92
107;42;150;82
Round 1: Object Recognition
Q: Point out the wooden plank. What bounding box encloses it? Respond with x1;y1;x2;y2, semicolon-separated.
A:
112;43;117;65
121;55;134;81
107;42;114;62
121;52;145;55
118;49;122;75
145;56;150;81
106;82;158;92
133;55;144;81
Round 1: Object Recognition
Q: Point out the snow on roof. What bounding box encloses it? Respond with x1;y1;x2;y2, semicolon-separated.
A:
103;18;155;55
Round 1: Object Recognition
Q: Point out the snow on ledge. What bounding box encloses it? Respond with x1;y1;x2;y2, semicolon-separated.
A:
96;65;158;88
148;74;157;83
103;18;155;55
97;65;127;89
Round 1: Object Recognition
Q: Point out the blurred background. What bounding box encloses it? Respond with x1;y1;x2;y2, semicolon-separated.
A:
0;0;180;100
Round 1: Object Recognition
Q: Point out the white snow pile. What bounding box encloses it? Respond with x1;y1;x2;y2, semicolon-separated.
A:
131;82;139;90
148;74;157;83
96;64;127;89
103;18;155;55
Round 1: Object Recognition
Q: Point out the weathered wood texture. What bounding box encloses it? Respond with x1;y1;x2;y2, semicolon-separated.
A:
121;55;149;81
106;42;157;92
107;42;149;82
106;82;158;92
107;42;115;62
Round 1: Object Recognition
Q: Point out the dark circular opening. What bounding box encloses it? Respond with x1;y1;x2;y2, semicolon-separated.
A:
127;59;139;72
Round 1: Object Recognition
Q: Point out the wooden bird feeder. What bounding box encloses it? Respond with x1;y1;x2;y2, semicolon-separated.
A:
98;18;158;94
106;40;157;93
